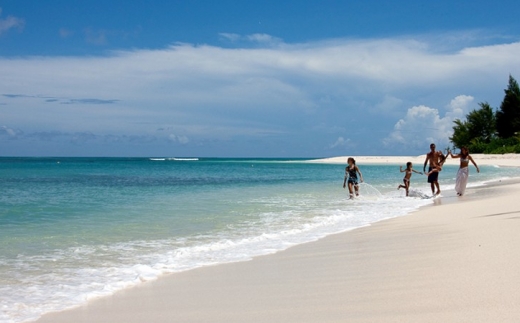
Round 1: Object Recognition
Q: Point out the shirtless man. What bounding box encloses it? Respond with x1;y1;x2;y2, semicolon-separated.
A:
423;143;444;196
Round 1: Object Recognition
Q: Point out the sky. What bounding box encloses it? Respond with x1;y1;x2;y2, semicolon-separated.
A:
1;0;520;157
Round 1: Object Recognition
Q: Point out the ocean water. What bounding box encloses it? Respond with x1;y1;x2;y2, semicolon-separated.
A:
1;157;519;323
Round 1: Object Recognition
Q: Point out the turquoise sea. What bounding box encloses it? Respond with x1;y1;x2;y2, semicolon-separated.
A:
1;157;519;323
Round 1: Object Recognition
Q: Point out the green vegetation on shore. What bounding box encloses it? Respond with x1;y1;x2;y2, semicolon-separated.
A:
450;75;520;153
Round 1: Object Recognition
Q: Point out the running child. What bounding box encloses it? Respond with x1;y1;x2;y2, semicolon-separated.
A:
343;157;364;199
398;162;423;196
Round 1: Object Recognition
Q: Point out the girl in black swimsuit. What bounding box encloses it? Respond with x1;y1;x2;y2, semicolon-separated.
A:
342;157;364;199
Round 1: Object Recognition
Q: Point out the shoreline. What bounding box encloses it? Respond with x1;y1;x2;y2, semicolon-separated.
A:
308;153;520;167
36;174;520;323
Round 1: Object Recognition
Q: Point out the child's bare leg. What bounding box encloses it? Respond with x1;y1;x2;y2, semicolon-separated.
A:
427;169;439;176
405;182;410;196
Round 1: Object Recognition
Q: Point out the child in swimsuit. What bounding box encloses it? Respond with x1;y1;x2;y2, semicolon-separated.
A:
342;157;363;199
398;162;423;196
425;153;447;176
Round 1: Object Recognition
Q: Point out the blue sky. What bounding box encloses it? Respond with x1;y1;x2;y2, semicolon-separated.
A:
1;0;520;157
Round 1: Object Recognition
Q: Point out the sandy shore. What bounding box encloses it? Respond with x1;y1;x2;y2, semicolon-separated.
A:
36;170;520;322
309;153;520;167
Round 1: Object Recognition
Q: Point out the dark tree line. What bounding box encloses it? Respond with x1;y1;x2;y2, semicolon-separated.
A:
450;75;520;153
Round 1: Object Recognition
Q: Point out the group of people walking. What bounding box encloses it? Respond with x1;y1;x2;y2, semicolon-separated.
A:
343;143;480;199
421;143;479;197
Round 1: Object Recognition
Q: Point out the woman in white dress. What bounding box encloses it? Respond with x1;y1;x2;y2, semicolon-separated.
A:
447;147;480;196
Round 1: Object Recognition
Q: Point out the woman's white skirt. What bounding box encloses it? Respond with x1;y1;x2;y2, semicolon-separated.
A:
455;167;469;195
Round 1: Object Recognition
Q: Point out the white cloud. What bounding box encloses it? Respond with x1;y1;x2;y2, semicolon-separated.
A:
0;8;25;35
0;125;22;139
168;134;189;144
219;32;282;45
384;95;474;149
246;33;282;45
329;136;351;149
447;95;474;118
218;33;241;42
3;36;516;109
1;31;519;156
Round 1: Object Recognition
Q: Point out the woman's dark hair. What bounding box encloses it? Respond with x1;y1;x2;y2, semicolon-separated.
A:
461;146;469;158
406;162;412;168
347;157;356;165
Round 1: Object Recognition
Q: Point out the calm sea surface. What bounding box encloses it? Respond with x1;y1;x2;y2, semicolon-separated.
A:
1;157;518;323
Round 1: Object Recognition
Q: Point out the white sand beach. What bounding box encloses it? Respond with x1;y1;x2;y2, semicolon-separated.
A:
310;153;520;167
36;155;520;323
